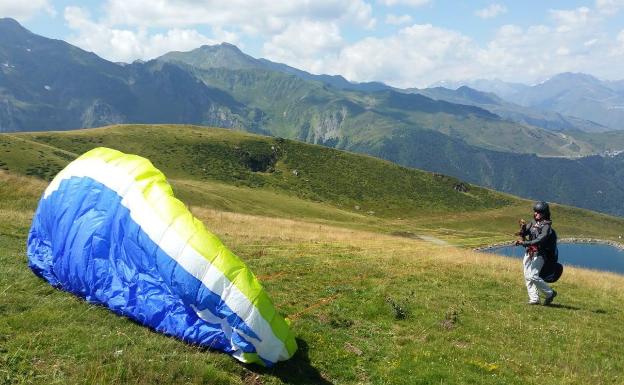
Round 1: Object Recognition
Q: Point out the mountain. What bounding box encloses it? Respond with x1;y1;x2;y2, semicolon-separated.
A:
608;79;624;93
366;127;624;216
159;43;392;92
158;46;598;157
442;73;624;131
508;73;624;130
186;70;624;215
0;19;608;157
429;78;530;100
3;20;564;155
0;18;250;132
415;86;609;133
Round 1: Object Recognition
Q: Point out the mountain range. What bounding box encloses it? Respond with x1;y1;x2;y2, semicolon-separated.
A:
431;73;624;131
0;18;251;131
414;85;609;133
1;17;624;216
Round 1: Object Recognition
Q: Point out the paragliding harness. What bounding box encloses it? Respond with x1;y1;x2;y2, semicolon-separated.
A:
521;221;564;283
537;241;563;283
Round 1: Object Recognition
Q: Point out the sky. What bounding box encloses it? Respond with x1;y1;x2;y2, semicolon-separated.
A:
2;0;624;88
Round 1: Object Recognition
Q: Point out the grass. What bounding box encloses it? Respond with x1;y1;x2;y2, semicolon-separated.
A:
0;124;514;216
2;125;624;384
1;124;623;245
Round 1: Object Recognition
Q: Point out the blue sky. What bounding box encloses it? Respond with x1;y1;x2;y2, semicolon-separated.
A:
2;0;624;87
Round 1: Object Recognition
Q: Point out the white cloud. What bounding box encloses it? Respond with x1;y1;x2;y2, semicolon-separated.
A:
475;4;507;19
611;30;624;55
584;38;598;47
102;0;375;33
263;20;344;74
0;0;55;21
595;0;624;15
385;13;413;25
472;5;618;82
556;47;570;56
326;24;480;88
64;6;219;62
379;0;431;7
550;6;594;33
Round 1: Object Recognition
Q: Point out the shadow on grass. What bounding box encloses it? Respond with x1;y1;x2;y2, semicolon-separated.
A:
250;338;333;384
545;303;581;311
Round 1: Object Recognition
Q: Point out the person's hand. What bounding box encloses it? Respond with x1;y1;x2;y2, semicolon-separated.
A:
518;218;526;226
514;240;522;246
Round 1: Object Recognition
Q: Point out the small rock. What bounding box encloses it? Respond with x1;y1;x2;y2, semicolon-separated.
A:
292;169;299;176
354;205;360;210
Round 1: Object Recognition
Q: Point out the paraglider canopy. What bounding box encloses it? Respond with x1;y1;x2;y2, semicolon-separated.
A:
27;147;297;366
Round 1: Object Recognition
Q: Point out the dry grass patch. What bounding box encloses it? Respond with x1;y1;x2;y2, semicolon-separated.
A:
191;206;429;248
191;206;624;299
0;170;47;199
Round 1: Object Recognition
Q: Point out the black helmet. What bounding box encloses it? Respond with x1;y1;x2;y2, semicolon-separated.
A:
533;201;550;218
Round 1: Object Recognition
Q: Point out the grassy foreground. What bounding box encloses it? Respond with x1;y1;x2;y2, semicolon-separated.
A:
2;125;624;384
1;170;624;385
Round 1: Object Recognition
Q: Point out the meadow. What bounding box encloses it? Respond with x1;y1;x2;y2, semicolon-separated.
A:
1;125;624;384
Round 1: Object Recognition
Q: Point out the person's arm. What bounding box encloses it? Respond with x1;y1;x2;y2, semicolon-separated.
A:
522;223;551;246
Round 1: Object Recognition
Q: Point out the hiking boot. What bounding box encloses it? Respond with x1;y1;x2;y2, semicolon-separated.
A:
544;290;557;306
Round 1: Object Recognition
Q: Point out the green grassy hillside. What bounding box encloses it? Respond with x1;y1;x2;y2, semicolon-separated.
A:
1;124;514;216
1;124;623;245
2;125;624;384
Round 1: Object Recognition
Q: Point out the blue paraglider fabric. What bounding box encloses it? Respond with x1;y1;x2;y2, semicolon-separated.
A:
28;176;259;355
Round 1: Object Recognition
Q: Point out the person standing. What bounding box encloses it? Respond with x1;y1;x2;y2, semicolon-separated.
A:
516;201;558;305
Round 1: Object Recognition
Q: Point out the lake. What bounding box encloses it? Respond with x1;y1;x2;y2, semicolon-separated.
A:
485;243;624;275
